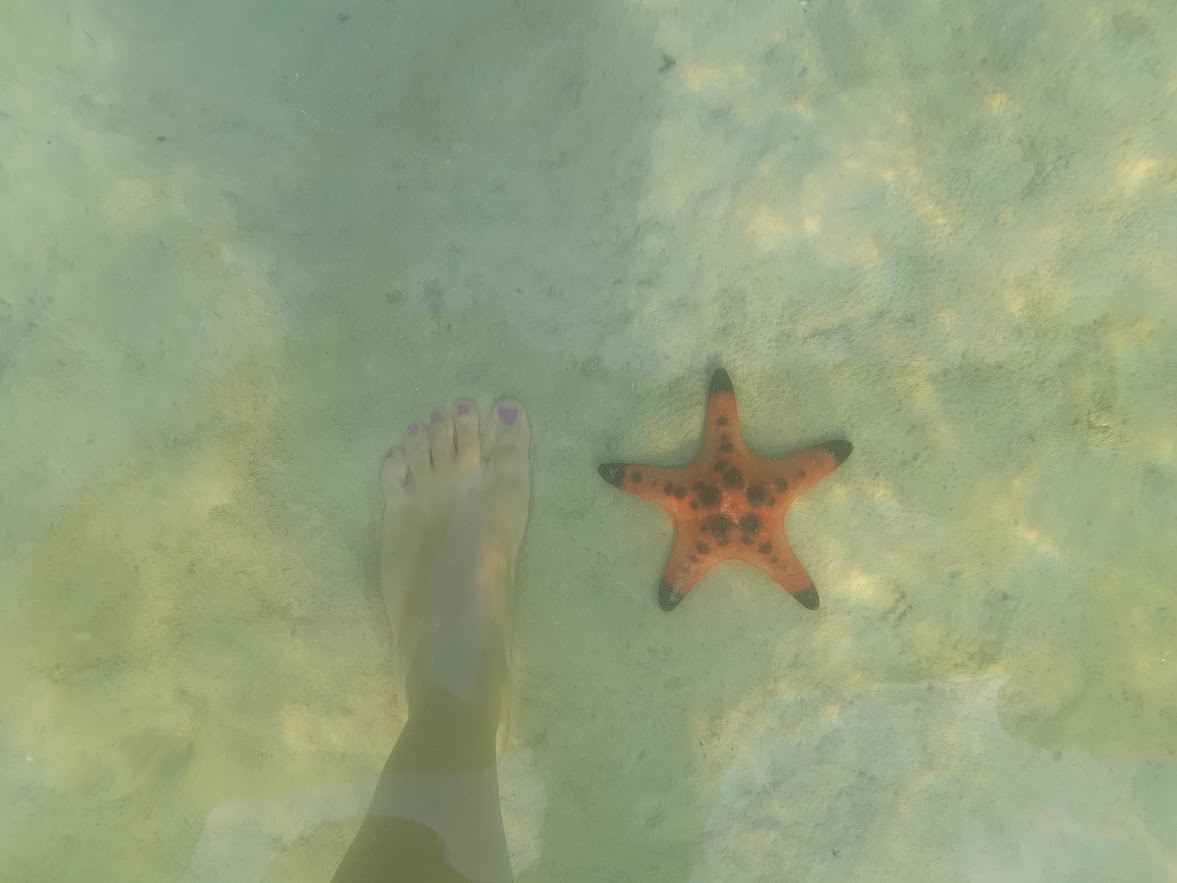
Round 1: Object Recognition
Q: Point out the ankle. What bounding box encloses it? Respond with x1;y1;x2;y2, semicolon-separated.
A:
411;620;508;688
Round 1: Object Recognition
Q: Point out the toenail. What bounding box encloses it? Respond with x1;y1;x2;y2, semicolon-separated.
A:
407;423;420;434
430;410;443;422
456;402;471;414
497;406;519;427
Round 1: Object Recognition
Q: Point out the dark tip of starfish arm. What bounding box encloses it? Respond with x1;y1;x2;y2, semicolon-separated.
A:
658;581;684;611
708;368;734;394
821;440;853;464
599;463;628;486
795;586;820;609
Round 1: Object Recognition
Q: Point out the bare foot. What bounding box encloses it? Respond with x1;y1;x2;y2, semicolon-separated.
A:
380;399;530;724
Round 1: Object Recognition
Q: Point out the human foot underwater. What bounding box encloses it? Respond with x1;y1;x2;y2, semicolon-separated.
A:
333;399;530;883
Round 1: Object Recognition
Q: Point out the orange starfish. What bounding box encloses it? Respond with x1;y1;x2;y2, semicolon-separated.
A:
599;368;851;611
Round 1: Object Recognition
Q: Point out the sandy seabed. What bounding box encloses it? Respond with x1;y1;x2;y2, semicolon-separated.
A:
2;1;1175;880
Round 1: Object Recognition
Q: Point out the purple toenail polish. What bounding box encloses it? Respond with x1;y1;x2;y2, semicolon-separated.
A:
430;410;442;422
407;423;420;434
497;406;519;427
456;402;471;414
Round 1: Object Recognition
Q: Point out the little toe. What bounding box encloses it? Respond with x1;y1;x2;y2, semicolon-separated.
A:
453;400;481;469
381;447;410;501
403;421;431;477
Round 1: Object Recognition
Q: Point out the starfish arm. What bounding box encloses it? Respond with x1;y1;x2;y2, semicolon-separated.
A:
764;440;853;504
657;529;719;611
598;463;697;515
741;539;821;609
700;368;748;461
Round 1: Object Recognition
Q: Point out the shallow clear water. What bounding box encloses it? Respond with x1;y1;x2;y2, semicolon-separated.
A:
2;1;1175;880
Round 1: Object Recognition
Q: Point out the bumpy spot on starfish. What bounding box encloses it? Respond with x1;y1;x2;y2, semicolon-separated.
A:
694;482;722;508
701;513;734;546
745;483;765;507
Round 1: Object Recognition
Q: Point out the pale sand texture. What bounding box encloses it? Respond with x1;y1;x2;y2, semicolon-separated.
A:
1;0;1175;880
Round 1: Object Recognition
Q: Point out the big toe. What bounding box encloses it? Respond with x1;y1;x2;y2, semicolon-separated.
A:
485;400;531;526
487;400;530;468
